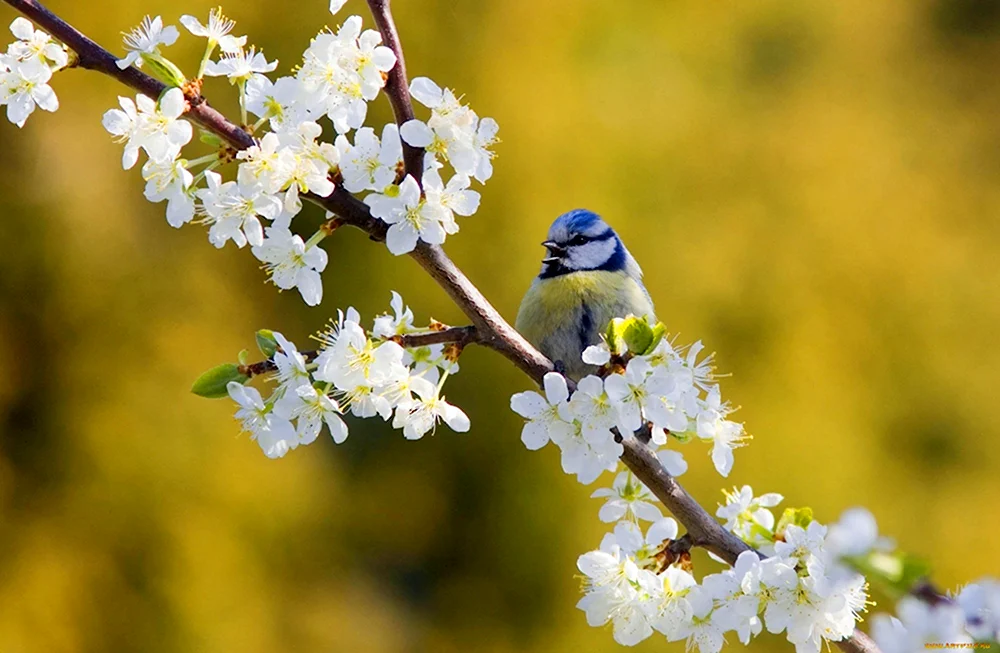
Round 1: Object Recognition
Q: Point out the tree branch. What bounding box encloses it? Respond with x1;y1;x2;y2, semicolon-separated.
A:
0;3;881;651
365;0;423;183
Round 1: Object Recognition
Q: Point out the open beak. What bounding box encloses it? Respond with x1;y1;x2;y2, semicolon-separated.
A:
541;240;565;264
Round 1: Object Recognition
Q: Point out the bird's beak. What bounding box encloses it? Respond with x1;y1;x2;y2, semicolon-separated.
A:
542;240;566;254
541;240;566;264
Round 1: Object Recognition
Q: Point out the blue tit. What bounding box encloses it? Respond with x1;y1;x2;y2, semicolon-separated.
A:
515;209;655;379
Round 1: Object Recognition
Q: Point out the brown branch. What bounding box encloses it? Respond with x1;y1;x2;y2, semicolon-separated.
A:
1;3;881;651
365;0;424;183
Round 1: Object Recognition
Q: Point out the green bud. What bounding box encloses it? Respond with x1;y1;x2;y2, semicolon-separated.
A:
670;429;696;444
614;315;655;356
647;322;667;355
142;52;188;88
191;363;249;399
605;317;625;354
255;329;278;358
775;507;814;536
237;349;250;365
199;130;223;147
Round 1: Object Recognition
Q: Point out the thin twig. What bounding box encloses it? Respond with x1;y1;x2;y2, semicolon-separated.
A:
0;3;883;651
365;0;424;183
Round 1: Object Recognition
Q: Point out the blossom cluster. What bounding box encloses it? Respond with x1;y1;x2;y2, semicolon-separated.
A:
579;487;873;653
510;334;745;485
227;292;468;459
86;7;497;304
0;18;68;127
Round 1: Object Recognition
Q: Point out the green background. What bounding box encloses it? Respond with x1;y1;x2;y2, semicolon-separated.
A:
1;0;998;651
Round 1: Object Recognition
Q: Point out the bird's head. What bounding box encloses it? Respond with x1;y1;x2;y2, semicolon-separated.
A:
537;209;642;279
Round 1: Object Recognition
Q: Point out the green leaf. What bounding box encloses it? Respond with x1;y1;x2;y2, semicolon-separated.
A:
775;507;814;536
237;349;250;365
191;363;249;399
255;329;278;358
646;322;667;355
846;551;932;599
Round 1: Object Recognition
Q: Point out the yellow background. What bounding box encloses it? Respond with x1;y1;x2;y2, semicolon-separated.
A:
1;0;998;651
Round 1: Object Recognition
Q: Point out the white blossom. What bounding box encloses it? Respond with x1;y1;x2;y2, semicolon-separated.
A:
117;15;179;70
577;532;662;646
955;579;1000;642
335;124;401;193
199;171;283;248
7;17;68;73
296;16;396;134
391;375;470;440
605;357;672;435
180;8;246;53
372;291;415;338
591;471;662;524
510;372;574;451
142;157;194;228
422;166;480;233
582;343;611;366
872;598;973;653
237;133;295;194
716;485;783;551
696;386;748;477
554;420;622;485
825;507;894;558
251;227;328;306
672;587;727;653
245;74;312;129
102;96;141;169
205;46;277;84
134;88;192;162
274;384;349;445
365;174;448;255
226;381;297;459
0;60;57;127
314;319;408;392
567;374;617;443
657;448;688;477
702;551;764;645
271;332;312;391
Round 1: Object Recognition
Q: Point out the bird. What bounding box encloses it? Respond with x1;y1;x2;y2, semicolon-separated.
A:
515;209;655;379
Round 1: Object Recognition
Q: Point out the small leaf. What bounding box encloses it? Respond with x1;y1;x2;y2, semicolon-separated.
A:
237;349;250;365
775;507;814;536
191;363;249;399
846;551;932;599
256;329;278;357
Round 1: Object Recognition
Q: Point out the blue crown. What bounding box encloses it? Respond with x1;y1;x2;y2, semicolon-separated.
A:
550;208;606;236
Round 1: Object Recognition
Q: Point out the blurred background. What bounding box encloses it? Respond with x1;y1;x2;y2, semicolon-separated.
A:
1;0;999;651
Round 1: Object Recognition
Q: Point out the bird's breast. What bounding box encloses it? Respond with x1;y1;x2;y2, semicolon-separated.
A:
515;270;655;378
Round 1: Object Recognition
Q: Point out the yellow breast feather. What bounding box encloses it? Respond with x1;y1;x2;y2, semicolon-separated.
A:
515;271;655;377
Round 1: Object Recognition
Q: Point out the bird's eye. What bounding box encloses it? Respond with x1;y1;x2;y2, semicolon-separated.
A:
568;234;588;246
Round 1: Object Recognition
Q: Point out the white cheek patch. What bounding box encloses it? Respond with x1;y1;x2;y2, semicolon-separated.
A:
567;238;617;270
